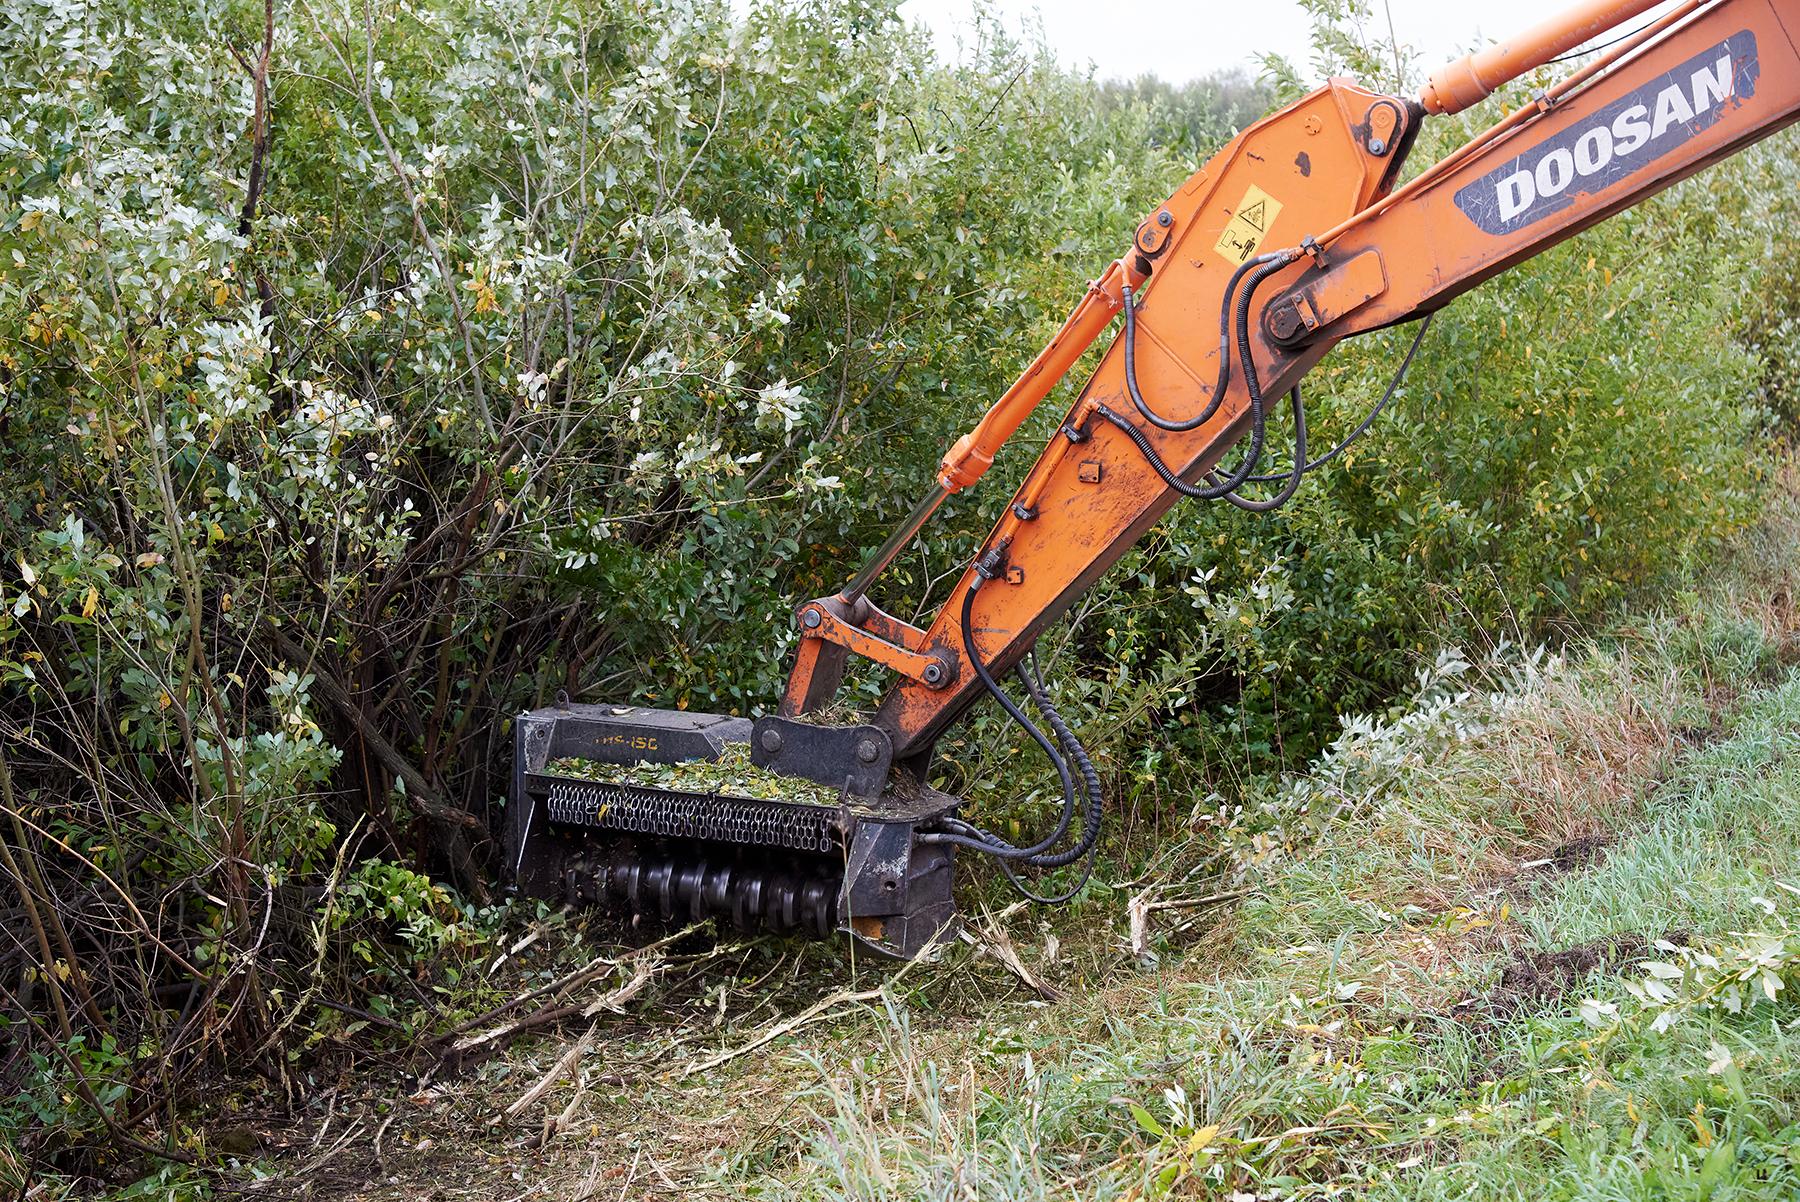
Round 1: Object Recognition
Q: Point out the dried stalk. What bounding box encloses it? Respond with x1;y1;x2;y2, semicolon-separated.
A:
497;1024;596;1124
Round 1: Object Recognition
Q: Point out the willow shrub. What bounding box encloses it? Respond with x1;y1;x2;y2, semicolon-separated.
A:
0;0;1187;1117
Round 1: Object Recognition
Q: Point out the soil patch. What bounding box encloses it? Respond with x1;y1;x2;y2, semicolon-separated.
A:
1450;932;1679;1086
1496;833;1615;900
1479;933;1651;1018
1544;833;1610;875
1458;929;1691;1028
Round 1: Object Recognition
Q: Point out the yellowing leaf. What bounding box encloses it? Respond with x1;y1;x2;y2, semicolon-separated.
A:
1184;1124;1220;1154
81;586;97;618
213;282;230;306
18;210;41;232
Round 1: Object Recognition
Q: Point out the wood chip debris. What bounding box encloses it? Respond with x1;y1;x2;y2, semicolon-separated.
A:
548;742;843;807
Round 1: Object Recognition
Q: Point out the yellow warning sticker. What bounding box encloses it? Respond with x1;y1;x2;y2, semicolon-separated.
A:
1212;184;1283;265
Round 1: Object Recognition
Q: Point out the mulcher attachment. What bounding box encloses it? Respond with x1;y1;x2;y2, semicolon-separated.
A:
505;701;958;958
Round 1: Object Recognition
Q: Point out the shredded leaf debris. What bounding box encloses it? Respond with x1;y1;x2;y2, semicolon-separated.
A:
547;743;843;806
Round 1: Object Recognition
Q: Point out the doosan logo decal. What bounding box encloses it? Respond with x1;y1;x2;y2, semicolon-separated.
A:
1454;31;1760;235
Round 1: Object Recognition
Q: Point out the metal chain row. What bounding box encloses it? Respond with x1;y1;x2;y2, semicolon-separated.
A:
543;780;838;853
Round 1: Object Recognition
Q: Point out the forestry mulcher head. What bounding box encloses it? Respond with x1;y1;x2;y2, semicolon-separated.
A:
505;701;959;958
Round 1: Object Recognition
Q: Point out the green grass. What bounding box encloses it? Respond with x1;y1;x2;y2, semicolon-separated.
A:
695;476;1800;1200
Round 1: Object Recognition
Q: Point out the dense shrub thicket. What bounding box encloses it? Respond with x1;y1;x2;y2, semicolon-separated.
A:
1;0;1796;1162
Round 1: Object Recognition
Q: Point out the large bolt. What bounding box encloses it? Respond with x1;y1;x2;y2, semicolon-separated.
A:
760;727;784;753
801;607;822;629
922;662;945;686
1367;136;1387;155
856;738;880;764
1156;209;1173;227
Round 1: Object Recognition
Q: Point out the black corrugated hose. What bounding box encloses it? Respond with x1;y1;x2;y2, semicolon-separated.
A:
919;573;1103;902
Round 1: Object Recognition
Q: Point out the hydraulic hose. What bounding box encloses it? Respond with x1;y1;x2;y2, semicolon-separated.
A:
1098;252;1297;499
997;651;1102;901
917;576;1077;862
1210;251;1300;493
997;840;1099;903
1122;252;1281;433
918;574;1102;871
1234;312;1434;483
1213;385;1306;511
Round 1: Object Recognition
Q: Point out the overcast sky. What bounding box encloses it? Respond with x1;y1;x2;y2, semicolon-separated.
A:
895;0;1662;84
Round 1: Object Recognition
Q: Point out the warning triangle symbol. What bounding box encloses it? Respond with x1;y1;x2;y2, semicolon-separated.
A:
1239;200;1266;231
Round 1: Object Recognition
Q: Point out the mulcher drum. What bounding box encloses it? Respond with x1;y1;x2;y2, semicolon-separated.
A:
505;701;958;957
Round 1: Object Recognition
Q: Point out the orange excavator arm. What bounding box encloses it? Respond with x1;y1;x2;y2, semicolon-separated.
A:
770;0;1800;772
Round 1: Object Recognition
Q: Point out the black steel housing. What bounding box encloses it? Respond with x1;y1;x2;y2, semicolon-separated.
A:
505;700;958;958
